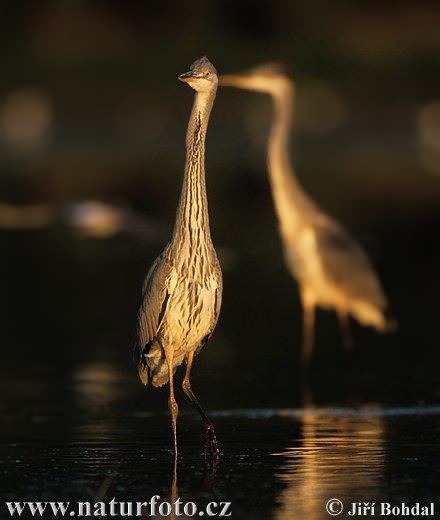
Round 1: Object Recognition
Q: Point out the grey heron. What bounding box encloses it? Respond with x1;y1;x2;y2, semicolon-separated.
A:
134;57;222;457
220;64;394;365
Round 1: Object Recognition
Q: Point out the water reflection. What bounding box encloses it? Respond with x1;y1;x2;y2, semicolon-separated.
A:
273;412;385;520
2;390;440;519
73;362;126;407
3;357;440;518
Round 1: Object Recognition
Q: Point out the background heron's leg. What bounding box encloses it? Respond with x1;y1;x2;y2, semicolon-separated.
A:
182;351;219;458
301;290;316;367
164;346;179;456
337;309;353;353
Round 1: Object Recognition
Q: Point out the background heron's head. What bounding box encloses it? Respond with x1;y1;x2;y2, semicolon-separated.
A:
178;56;218;93
220;63;292;96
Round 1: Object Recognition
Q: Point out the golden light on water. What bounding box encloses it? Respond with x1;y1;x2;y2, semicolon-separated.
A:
273;413;385;520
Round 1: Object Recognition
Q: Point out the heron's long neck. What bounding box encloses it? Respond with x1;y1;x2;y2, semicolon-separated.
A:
268;84;310;232
173;89;215;245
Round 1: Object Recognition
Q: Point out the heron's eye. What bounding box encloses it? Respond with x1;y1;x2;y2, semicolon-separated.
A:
204;71;210;77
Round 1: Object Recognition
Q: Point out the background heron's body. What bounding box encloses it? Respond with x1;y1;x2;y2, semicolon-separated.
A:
220;66;393;362
276;184;387;331
134;57;222;455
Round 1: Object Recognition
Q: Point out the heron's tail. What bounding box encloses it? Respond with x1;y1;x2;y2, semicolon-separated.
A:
133;342;149;386
137;359;149;386
351;300;397;333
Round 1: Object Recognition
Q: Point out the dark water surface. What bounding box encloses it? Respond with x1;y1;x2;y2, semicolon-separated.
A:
2;227;440;519
1;364;440;519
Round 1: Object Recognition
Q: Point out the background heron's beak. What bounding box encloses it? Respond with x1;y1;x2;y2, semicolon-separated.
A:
218;74;247;87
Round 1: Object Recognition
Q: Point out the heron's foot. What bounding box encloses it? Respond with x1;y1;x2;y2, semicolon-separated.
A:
204;422;219;460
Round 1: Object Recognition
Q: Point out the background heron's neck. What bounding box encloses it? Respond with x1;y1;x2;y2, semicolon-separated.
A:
173;89;215;245
268;84;313;232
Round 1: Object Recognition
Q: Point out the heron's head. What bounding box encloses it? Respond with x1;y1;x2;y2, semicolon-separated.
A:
178;57;218;93
219;63;292;96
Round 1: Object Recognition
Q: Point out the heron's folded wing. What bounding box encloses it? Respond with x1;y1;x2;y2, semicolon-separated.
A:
212;262;223;327
315;221;387;309
135;251;173;359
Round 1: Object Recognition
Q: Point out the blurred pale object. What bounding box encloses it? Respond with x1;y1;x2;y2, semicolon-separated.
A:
0;200;124;236
418;101;440;176
73;362;123;407
0;199;167;243
0;87;52;150
298;80;347;132
64;200;167;242
65;200;125;238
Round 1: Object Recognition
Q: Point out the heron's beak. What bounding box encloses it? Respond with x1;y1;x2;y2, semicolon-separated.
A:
178;70;199;83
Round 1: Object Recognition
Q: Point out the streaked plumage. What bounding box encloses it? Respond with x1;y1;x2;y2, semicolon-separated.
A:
220;64;394;363
134;57;222;456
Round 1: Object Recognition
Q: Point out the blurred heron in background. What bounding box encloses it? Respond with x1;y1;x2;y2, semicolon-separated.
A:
220;65;395;365
134;57;222;457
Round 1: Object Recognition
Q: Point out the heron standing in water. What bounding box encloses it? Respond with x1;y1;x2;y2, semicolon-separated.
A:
220;65;394;365
134;57;222;457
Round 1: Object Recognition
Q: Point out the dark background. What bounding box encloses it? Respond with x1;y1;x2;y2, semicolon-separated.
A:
1;0;440;414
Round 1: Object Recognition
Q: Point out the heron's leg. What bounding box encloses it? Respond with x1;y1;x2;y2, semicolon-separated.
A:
182;351;219;459
301;290;316;367
164;346;179;457
170;455;178;518
337;310;353;353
